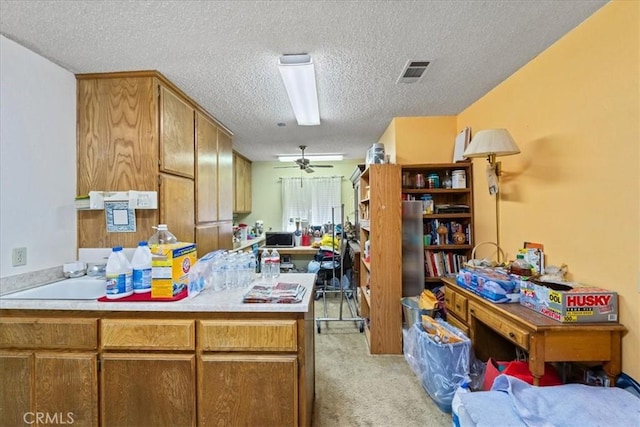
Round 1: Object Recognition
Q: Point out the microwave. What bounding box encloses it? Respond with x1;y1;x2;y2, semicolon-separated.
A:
265;232;295;248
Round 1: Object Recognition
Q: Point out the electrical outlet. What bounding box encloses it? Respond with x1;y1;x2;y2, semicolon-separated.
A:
12;247;27;267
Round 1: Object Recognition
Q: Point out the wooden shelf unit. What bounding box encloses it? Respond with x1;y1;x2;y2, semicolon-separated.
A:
401;163;474;286
358;164;403;354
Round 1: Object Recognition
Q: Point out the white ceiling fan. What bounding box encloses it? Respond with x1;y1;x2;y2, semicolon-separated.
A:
275;145;334;174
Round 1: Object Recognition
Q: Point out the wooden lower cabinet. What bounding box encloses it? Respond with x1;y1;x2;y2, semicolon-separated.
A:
198;354;298;427
0;310;313;427
100;353;196;427
0;351;98;427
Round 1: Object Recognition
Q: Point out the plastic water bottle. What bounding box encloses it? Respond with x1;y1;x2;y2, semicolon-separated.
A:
261;249;271;280
211;255;225;291
105;246;133;299
225;252;238;288
131;241;152;293
248;251;257;283
270;249;281;279
451;382;471;427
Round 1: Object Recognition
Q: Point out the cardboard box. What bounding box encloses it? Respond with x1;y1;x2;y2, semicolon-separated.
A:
151;243;197;298
519;279;618;323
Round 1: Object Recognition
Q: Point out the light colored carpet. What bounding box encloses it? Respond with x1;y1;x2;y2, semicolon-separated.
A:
311;295;452;427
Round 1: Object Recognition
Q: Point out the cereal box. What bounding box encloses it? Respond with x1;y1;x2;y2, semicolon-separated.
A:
150;243;197;298
519;279;618;323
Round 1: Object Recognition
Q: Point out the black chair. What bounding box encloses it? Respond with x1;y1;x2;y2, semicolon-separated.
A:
314;239;353;300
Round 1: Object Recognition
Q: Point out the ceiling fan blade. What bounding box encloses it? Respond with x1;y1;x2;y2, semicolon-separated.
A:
308;164;333;168
304;167;314;173
274;165;298;169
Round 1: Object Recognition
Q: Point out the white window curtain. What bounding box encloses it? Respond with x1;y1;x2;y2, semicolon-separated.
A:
281;176;342;231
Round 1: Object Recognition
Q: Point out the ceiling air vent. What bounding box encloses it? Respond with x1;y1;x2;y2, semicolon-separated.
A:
396;60;430;84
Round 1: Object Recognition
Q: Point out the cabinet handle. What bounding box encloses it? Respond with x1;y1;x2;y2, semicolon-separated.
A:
469;309;475;315
509;332;516;338
456;304;461;310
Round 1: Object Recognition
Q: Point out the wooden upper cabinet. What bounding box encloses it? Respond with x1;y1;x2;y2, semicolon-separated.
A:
77;77;159;195
77;76;160;247
76;71;231;248
233;152;252;214
196;112;219;223
218;129;234;221
159;85;195;179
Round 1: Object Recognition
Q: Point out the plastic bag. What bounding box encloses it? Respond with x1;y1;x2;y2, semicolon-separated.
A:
187;250;224;298
403;320;471;413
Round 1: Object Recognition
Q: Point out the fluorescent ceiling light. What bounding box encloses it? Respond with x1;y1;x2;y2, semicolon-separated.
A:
278;54;320;126
278;154;343;162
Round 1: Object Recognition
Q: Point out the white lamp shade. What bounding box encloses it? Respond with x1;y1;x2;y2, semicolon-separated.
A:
278;54;320;126
463;129;520;158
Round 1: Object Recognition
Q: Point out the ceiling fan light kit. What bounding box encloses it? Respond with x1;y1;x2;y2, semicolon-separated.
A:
277;54;320;126
274;145;334;173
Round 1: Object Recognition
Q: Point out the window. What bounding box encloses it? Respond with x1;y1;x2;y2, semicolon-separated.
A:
281;176;342;231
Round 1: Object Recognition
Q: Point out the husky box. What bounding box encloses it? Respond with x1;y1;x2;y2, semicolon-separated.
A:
519;279;618;323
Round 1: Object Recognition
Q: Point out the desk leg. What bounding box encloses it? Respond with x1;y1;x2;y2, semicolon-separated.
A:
602;330;622;387
528;334;545;386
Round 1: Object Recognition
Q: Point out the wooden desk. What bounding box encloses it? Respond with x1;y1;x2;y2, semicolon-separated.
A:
442;277;626;386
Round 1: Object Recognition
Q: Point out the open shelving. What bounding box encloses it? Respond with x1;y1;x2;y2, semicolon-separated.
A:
401;163;474;286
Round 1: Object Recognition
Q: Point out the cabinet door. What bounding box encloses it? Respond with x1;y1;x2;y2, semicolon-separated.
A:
159;85;195;178
216;130;233;220
0;352;32;425
217;220;234;250
195;224;219;255
242;157;252;212
159;173;195;243
101;353;196;427
0;352;98;427
198;354;297;427
35;353;98;427
233;153;250;213
196;112;218;223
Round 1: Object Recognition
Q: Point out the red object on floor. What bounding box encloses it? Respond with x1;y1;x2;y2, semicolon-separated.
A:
483;357;563;390
97;288;188;302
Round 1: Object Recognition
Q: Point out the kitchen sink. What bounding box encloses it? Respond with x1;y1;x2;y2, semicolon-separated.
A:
1;276;106;300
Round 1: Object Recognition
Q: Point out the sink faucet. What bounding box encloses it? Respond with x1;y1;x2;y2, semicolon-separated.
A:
87;263;106;278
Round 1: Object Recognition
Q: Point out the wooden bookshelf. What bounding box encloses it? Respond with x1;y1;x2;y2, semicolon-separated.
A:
401;163;474;285
358;164;403;354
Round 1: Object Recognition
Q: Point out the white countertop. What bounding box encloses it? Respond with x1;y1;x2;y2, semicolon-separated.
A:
0;273;315;313
232;234;265;252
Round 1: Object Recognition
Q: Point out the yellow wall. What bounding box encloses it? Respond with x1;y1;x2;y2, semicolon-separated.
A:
457;1;639;380
381;116;458;164
378;119;397;163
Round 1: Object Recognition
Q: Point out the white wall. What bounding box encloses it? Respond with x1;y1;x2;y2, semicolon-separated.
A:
0;35;77;278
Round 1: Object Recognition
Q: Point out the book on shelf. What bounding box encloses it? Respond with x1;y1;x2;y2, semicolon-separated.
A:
424;250;468;278
243;282;306;304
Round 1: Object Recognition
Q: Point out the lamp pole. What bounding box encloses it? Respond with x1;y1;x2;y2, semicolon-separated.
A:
488;153;502;263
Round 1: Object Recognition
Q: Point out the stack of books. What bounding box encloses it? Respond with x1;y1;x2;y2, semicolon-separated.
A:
243;282;306;304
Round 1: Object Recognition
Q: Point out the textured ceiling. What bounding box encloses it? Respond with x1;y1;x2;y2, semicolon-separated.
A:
0;0;606;161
